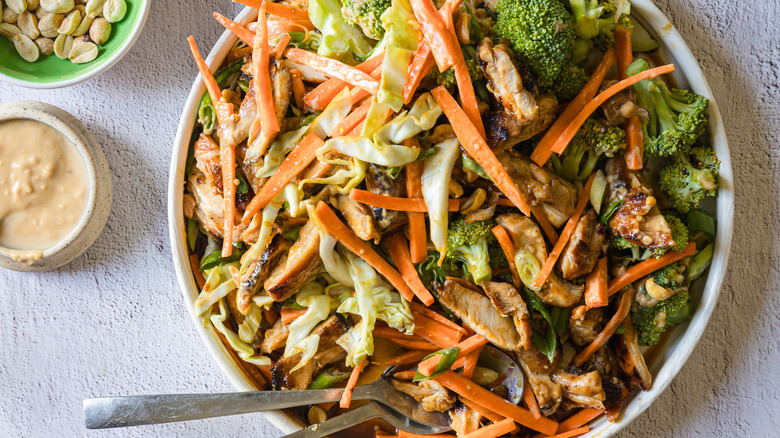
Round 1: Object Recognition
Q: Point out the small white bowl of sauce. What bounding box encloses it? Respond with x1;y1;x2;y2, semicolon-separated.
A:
0;101;112;272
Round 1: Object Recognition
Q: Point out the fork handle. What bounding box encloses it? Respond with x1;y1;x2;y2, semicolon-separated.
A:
281;403;381;438
83;389;348;429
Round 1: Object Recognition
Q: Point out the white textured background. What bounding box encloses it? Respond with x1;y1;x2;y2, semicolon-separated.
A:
0;0;778;437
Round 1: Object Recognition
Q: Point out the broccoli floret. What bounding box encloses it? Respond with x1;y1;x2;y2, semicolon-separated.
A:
612;234;636;250
651;214;689;257
340;0;391;40
495;0;575;89
626;59;710;158
652;262;685;288
551;118;626;181
425;46;483;87
633;289;693;346
552;61;589;100
567;0;627;39
444;216;505;284
571;37;593;66
659;146;720;213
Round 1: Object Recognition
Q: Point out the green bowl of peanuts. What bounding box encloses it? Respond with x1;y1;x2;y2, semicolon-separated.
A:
0;0;149;88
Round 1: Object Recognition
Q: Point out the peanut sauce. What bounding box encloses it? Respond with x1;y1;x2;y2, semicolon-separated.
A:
0;119;88;253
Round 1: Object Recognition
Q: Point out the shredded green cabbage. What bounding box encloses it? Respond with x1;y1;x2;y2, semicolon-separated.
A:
421;137;461;255
283;282;332;371
210;298;271;366
514;249;542;292
377;0;419;111
195;263;239;316
309;0;373;60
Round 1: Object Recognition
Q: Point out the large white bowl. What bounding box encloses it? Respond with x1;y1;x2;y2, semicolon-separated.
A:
168;2;734;435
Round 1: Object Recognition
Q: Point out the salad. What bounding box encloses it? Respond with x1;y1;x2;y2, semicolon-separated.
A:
182;0;720;436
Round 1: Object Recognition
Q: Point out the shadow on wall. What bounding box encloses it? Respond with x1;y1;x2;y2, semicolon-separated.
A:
623;0;780;435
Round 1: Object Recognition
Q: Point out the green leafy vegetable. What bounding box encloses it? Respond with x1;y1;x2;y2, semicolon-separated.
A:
413;347;461;381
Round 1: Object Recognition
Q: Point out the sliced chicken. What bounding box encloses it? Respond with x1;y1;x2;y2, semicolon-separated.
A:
336;194;381;243
482;281;532;349
515;345;562;415
498;151;578;228
270;58;291;123
606;158;674;248
614;315;653;391
264;220;323;302
485;93;557;154
235;141;266;195
450;403;482;436
284;59;329;83
188;169;244;243
538;273;585;308
261;318;290;354
600;80;649;126
237;233;291;314
558;210;608;279
226;290;265;347
569;307;603;348
272;315;348;390
193;134;223;191
390;380;456;412
551;369;606;410
365;163;406;230
478;38;538;124
233;80;258;146
436;279;528;351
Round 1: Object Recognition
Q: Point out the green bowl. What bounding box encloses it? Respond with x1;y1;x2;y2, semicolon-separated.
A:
0;0;150;89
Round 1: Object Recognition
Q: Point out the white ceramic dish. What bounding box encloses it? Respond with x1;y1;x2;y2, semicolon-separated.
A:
0;101;113;272
168;2;734;435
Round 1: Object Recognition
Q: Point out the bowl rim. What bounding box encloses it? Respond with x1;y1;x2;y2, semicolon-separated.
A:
0;0;152;90
167;1;734;436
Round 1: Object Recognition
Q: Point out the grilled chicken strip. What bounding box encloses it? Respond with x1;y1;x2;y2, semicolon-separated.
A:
261;318;290;354
391;380;456;412
272;315;348;390
264;220;323;302
482;281;532;349
498;151;578;228
558;210;608;279
478;38;538;124
237;233;291;314
188;169;244;243
485;93;558;153
515;345;562;415
437;279;529;351
234;61;291;158
336;194;381;243
606;158;674;248
569;307;603;348
193;134;223;191
270;59;291;123
614;315;653;391
365;163;406;230
450;403;482;436
551;369;606;410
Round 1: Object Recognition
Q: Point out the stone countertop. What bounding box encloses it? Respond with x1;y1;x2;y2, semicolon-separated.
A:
0;0;778;436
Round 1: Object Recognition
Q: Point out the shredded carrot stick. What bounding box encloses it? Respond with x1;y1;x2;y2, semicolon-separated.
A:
373;326;429;342
435;371;559;435
333;98;373;137
315;202;417;301
492;225;522;289
461;344;483;379
608;241;696;297
187;36;227;116
285;48;381;94
463;418;516;438
393;370;417;380
413;314;463;348
409;0;458;72
289;68;306;110
349;189;460;212
251;3;281;147
213;12;256;48
533;173;596;288
304;53;385;111
551;64;676;155
615;26;633;80
340;357;366;409
389;338;441;351
584;257;609;308
280;307;307;325
418;334;487;376
530;48;616;165
403;42;434;104
235;0;312;22
409;302;468;336
405;158;428;264
460;397;505;423
536;426;590;438
397;432;457;438
272;33;291;59
242;133;324;223
448;29;485;138
557;408;603;433
266;19;314;37
350;63;383;102
624;116;644;170
386;232;436;306
189;254;206;289
373;350;430;367
522;373;542;420
431;86;531;215
572;287;634;367
531;205;559;245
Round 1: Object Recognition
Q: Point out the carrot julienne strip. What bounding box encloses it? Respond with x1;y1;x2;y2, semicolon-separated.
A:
409;0;458;72
304;53;386;111
388;338;440;351
280;307;307;325
251;3;281;146
435;371;559;435
386;232;435;305
350;63;383;102
373;326;428;342
403;42;434;104
529;48;616;165
572;287;634;367
533;173;596;288
461;344;483;379
405;159;428;264
273;33;291;59
625;116;644;170
213;12;256;48
372;350;430;367
431;86;531;215
412;312;463;348
608;241;696;297
463;418;516;438
531;204;559;245
584;257;609;308
242;133;324;224
522;373;542;419
492;225;522;289
285;48;381;94
393;370;417;380
557;408;603;433
235;0;312;22
333;98;373;137
187;36;226;115
315;201;417;302
535;426;590;438
340;357;366;408
460;396;505;423
349;189;460;212
408;302;468;336
289;68;306;110
417;334;487;376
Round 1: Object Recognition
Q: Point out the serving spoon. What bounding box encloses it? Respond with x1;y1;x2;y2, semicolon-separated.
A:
83;347;522;435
